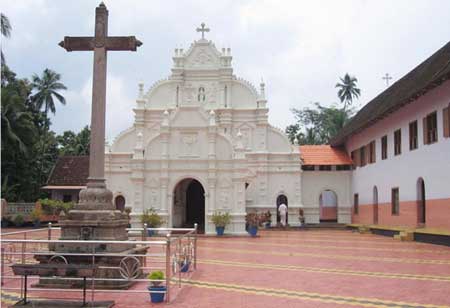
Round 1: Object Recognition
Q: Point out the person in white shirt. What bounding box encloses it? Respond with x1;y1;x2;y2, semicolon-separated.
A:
278;203;288;227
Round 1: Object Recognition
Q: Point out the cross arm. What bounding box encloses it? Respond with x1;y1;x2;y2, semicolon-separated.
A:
105;36;143;51
59;37;94;51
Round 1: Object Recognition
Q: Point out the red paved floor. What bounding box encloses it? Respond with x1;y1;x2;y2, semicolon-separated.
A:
2;228;450;307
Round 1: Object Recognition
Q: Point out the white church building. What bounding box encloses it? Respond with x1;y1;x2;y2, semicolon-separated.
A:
103;27;353;234
45;28;449;234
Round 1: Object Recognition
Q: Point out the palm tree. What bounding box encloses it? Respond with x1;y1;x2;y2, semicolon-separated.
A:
31;69;67;115
335;73;361;111
1;13;12;65
1;88;36;154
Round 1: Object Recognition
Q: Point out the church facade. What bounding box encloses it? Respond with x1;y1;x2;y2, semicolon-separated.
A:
104;30;352;234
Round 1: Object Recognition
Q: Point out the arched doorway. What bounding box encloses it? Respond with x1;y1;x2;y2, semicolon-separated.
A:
115;195;125;212
276;195;288;225
319;190;338;222
373;186;378;224
417;178;426;225
173;178;205;232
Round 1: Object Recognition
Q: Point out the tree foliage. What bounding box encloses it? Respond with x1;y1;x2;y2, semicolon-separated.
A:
1;13;12;65
286;73;360;145
57;126;90;156
287;103;354;145
1;65;87;202
335;73;361;111
31;68;67;115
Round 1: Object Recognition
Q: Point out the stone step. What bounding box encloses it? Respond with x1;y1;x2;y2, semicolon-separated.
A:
394;231;414;241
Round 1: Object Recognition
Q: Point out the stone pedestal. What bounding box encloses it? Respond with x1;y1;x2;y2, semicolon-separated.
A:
35;182;145;289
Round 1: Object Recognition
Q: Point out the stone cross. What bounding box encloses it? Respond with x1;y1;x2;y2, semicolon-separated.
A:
382;73;392;87
59;2;142;188
196;23;210;39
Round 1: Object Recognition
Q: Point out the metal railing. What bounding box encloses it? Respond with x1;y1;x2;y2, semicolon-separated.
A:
0;223;198;305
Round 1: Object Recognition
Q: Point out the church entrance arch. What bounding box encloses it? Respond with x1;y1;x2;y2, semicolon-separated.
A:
319;190;338;222
173;178;205;232
276;195;288;225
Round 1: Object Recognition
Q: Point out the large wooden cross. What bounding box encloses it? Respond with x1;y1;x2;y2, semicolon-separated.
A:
59;2;142;186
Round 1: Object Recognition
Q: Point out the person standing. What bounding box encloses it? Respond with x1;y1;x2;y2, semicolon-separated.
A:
278;203;288;227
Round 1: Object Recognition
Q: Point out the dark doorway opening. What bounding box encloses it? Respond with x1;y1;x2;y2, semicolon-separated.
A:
115;195;125;212
276;195;288;225
417;178;426;225
185;179;205;231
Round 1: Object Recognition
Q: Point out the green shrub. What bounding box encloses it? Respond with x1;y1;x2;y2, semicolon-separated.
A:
13;214;25;226
147;270;165;286
30;208;43;221
140;208;164;228
38;199;74;215
211;211;231;227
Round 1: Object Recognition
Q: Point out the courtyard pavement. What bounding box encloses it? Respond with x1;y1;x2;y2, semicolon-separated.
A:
2;228;450;307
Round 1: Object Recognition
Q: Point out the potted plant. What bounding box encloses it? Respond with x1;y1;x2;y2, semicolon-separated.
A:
211;211;231;236
264;211;272;229
13;214;25;227
246;212;259;237
30;208;43;228
140;208;164;236
147;270;166;303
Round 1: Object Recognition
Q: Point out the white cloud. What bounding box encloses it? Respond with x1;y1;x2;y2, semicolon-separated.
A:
4;0;450;138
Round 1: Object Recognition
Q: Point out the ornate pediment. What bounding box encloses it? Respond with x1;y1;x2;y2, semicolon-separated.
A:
184;40;222;69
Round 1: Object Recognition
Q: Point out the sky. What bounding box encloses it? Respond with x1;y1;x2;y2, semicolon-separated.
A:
2;0;450;142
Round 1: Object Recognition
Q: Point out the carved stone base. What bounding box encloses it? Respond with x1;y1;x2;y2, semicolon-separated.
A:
35;182;145;289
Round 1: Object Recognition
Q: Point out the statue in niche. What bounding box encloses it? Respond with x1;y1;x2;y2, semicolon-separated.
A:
198;87;206;102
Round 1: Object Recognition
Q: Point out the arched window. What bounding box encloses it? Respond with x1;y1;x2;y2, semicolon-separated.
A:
115;195;126;212
198;87;206;102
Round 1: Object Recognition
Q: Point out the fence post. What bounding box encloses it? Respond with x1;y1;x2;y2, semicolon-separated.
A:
165;233;171;303
1;247;5;286
142;223;147;241
47;222;52;240
194;223;198;270
91;243;96;304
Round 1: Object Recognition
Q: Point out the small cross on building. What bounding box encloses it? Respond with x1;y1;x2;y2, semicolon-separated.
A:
382;73;392;87
196;23;210;39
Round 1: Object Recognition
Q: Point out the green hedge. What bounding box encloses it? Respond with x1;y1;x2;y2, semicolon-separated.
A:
38;198;74;215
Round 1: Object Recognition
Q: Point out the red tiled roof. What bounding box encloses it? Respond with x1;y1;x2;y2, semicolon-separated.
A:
46;156;89;186
300;145;353;165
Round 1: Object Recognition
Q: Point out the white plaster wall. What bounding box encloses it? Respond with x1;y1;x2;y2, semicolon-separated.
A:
346;81;450;205
301;171;352;223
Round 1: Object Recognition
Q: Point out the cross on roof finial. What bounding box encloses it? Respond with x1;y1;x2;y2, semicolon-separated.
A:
382;73;392;87
196;22;210;39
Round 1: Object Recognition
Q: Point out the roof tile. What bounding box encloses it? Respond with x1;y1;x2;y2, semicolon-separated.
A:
300;145;353;165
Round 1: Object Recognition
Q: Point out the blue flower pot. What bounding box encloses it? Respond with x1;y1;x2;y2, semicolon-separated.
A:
216;226;225;236
148;286;166;303
265;222;271;229
248;226;258;237
180;262;190;272
147;229;154;237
